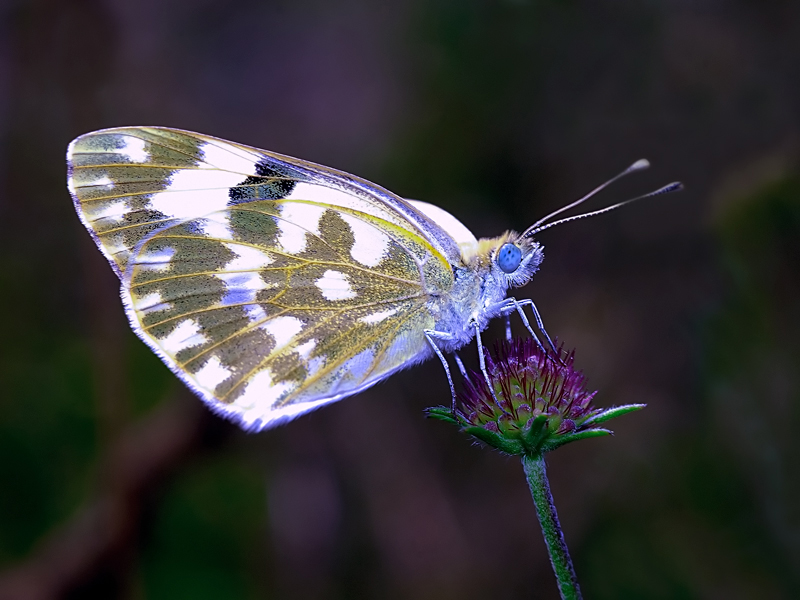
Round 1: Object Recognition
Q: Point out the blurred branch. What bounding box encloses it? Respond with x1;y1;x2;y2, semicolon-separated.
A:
0;393;219;600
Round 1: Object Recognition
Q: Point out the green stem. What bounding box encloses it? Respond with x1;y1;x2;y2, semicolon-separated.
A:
522;453;582;600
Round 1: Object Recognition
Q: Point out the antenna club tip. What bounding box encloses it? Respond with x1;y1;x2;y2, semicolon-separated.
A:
630;159;650;171
666;181;684;193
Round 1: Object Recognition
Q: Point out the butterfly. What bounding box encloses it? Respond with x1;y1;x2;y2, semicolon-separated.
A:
67;127;679;431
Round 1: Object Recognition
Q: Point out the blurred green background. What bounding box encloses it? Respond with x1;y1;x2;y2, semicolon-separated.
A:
0;1;799;598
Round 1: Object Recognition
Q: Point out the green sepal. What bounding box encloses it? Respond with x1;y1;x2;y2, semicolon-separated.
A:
521;415;549;453
539;428;612;453
425;406;459;424
463;426;525;455
582;404;645;427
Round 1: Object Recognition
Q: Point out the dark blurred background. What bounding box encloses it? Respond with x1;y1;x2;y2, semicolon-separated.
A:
1;1;799;598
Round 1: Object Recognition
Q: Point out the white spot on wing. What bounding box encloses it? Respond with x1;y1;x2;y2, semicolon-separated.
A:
148;170;240;220
136;292;162;307
136;246;176;271
235;369;296;411
200;142;259;175
103;236;127;257
360;308;398;325
275;203;327;254
159;319;207;355
244;304;268;323
295;339;316;360
148;188;225;219
276;223;307;254
86;175;115;189
339;213;390;267
223;243;273;270
279;202;326;234
262;315;304;349
199;215;234;240
194;356;232;392
215;271;268;306
285;182;401;227
136;291;172;314
90;200;128;224
120;136;149;163
167;168;244;192
215;271;267;289
315;270;356;301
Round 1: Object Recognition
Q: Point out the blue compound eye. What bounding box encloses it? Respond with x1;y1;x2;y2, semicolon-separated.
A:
497;243;522;273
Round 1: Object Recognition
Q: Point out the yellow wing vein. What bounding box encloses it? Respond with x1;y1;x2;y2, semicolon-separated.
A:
74;175;303;204
177;298;356;374
70;133;209;173
269;199;447;282
177;306;286;370
142;291;425;334
274;305;423;405
359;318;409;386
131;261;421;289
224;302;421;404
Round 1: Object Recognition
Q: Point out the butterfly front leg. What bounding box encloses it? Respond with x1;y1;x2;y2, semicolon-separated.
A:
488;297;546;353
490;297;560;359
425;325;498;412
510;298;560;358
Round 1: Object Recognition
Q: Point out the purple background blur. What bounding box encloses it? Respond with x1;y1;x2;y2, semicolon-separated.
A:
0;1;799;598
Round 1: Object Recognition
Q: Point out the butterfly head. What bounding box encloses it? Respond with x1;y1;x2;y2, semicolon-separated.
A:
468;231;544;289
471;161;684;293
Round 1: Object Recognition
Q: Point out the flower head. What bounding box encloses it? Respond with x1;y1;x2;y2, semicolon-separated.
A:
427;338;643;456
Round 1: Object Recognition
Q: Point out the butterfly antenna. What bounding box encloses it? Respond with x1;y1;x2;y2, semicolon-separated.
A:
521;159;651;238
523;181;683;237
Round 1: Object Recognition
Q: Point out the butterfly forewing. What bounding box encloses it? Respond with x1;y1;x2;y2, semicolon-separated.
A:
68;127;455;429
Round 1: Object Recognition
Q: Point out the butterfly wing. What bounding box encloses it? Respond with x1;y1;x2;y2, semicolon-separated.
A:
67;127;458;429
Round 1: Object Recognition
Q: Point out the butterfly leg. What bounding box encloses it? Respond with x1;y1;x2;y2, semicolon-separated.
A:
495;298;547;354
471;321;499;403
512;298;560;358
424;330;458;412
453;353;468;378
505;314;513;342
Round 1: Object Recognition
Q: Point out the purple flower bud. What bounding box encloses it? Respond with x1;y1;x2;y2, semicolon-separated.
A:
429;337;641;455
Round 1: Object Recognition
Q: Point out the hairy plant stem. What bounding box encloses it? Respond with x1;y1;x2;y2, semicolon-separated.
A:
522;453;582;600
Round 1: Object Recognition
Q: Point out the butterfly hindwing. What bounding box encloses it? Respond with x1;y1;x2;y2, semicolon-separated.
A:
68;127;456;429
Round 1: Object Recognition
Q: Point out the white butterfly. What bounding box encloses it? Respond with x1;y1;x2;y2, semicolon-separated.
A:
67;127;678;431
